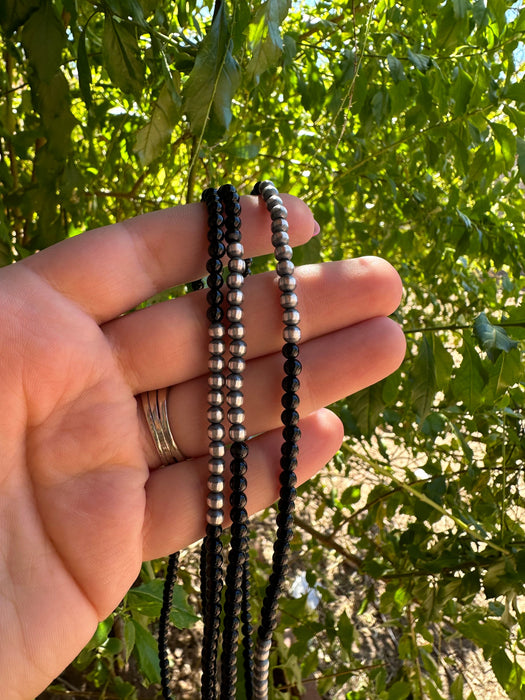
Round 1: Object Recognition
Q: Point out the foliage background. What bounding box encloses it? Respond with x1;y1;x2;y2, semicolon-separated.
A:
1;0;524;697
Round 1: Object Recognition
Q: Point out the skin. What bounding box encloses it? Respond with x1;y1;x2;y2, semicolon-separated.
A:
0;194;405;699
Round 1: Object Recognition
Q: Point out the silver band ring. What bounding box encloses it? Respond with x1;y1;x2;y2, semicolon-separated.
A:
141;388;185;465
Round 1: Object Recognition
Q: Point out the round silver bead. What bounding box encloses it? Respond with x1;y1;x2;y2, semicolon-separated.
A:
207;474;224;492
275;244;293;261
207;508;224;526
208;372;225;389
209;442;225;458
209;338;226;355
277;259;295;277
228;407;245;425
266;194;283;209
208;423;225;441
207;492;224;510
260;181;278;199
230;339;247;356
227;242;244;258
270;204;288;220
208;456;225;473
271;231;290;247
283;325;301;343
229;424;247;441
227;390;244;407
279;275;296;292
229;356;246;372
281;292;298;309
227;305;243;323
283;309;300;326
208;389;224;406
228;323;245;340
209;354;225;372
271;218;289;233
207;406;224;423
226;373;243;390
227;289;244;305
227;272;244;289
228;258;246;274
209;322;225;339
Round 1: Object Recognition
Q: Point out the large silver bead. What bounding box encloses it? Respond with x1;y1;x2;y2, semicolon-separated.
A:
206;508;224;526
208;423;225;441
283;325;301;343
279;275;296;292
283;309;300;326
277;259;295;277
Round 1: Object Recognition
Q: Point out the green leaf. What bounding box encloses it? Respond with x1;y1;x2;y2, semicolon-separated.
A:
126;579;198;628
134;80;181;166
453;334;486;411
337;610;354;651
452;68;474;116
487;348;521;398
407;48;432;72
388;681;412;700
247;0;290;81
473;312;519;362
346;382;386;437
411;335;437;421
183;3;241;142
21;1;66;81
131;620;160;684
492;122;516;170
103;14;145;97
491;648;513;687
123;618;136;663
517;137;525;179
387;54;406;83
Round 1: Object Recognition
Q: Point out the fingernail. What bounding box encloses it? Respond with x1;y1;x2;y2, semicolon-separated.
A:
313;220;321;236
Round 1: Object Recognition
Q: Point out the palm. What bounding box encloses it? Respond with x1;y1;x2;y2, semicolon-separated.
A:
1;265;147;697
0;198;405;699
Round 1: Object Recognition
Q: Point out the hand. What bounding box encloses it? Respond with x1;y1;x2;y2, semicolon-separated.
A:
0;194;405;699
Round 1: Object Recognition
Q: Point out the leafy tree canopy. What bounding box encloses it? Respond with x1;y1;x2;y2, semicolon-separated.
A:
1;0;525;697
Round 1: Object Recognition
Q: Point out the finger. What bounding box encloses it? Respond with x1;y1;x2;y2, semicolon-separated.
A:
140;316;406;466
22;195;316;323
143;408;343;559
106;257;403;393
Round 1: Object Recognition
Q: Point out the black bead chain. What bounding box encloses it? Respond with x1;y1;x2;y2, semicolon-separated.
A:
201;186;228;700
251;180;301;700
217;184;253;699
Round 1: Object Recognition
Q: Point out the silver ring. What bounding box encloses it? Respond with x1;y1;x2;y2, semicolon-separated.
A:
141;388;185;465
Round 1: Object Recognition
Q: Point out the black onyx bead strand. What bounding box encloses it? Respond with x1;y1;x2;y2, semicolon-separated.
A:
217;185;252;699
158;552;180;700
201;187;227;700
252;181;302;700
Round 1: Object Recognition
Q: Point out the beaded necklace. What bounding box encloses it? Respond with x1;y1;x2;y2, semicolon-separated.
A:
158;181;301;700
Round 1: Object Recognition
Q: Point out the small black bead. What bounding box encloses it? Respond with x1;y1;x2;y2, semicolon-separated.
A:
281;408;300;426
230;474;247;492
284;358;302;377
278;497;296;515
280;485;297;501
218;183;236;197
207;272;224;288
230;458;247;475
206;524;222;539
273;541;291;559
207;288;223;306
282;342;299;359
280;455;298;471
282;375;300;393
230;522;248;539
230;441;248;459
277;526;294;542
281;391;300;410
207;239;226;257
276;512;293;528
207;225;224;242
226;228;242;243
282;425;301;444
207;305;224;323
281;441;299;458
206;257;223;274
279;470;297;488
230;507;248;524
230;492;247;508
